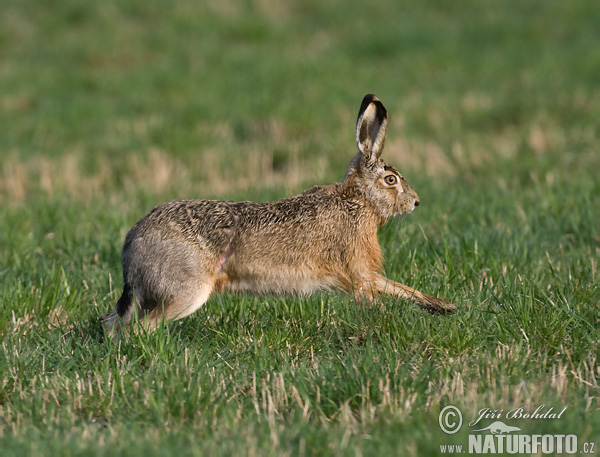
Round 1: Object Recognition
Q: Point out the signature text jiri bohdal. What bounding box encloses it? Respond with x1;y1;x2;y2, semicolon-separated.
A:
469;404;567;426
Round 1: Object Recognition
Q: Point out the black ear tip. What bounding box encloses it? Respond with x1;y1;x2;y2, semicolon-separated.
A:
363;94;379;103
360;94;379;108
358;94;386;121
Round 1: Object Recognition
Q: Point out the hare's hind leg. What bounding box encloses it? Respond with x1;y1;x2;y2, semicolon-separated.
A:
131;244;220;332
101;235;223;341
133;233;223;324
371;275;457;315
143;280;215;330
100;279;215;341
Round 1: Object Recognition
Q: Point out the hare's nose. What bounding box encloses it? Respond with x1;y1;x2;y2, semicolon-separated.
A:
414;200;420;207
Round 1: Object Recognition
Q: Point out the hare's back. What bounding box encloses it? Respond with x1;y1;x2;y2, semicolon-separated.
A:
122;199;241;266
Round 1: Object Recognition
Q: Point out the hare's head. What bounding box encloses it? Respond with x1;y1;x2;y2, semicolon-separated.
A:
344;94;420;223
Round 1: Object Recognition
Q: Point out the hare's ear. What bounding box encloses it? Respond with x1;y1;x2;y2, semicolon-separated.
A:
356;94;388;162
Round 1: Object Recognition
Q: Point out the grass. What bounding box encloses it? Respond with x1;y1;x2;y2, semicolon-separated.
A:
1;0;599;455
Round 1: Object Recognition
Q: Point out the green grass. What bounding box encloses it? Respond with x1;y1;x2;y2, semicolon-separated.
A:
1;0;598;455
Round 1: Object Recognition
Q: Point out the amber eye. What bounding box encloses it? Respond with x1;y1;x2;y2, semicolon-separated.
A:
384;174;398;186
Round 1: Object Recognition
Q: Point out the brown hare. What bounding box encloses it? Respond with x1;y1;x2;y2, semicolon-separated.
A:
100;94;456;341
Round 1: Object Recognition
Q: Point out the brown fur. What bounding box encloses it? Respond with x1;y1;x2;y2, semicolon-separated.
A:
100;94;456;341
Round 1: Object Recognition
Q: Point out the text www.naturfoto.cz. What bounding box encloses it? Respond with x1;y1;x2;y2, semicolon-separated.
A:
440;434;581;454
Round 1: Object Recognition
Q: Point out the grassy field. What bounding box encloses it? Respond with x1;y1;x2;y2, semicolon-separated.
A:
1;0;598;455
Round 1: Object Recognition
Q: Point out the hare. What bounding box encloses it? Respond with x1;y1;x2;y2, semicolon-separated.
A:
100;94;456;341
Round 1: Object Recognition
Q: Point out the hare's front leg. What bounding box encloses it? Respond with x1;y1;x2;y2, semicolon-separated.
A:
370;275;457;315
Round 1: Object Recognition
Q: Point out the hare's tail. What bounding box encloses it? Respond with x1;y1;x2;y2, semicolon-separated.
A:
115;282;135;319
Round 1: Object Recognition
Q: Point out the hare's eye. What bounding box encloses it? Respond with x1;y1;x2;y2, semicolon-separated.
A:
384;175;398;186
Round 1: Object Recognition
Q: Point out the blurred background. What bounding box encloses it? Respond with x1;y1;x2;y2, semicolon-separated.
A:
1;0;598;207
